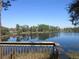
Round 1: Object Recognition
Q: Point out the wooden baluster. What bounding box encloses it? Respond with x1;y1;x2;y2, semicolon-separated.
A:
18;47;20;54
20;47;21;54
15;47;16;59
7;47;8;56
24;46;25;54
31;46;32;52
45;46;46;52
17;47;18;54
6;46;7;56
1;46;3;59
22;46;23;54
0;46;2;59
10;47;12;59
24;46;26;54
10;47;15;59
55;47;59;59
15;47;16;56
12;47;16;59
2;46;4;56
5;47;6;56
4;46;5;58
42;46;43;52
19;47;20;54
28;46;30;52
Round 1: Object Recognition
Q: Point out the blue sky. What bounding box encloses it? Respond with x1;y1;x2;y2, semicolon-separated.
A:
2;0;73;28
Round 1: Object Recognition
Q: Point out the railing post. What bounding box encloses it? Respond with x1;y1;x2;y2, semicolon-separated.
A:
0;46;2;59
56;48;59;59
52;45;59;59
0;0;2;59
10;47;16;59
53;45;55;59
51;43;59;59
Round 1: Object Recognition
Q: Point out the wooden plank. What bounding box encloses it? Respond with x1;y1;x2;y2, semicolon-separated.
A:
0;42;58;45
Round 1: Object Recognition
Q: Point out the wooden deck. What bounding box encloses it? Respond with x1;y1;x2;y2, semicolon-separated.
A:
0;42;60;59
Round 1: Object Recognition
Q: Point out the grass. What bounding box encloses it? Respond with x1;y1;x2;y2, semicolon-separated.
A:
1;52;51;59
66;51;79;59
16;52;50;59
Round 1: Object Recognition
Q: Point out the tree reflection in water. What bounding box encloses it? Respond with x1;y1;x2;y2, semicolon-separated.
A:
1;36;9;41
16;34;29;41
16;33;58;41
1;33;59;41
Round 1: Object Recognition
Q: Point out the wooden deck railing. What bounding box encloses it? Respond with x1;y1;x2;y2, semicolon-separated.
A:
0;42;59;59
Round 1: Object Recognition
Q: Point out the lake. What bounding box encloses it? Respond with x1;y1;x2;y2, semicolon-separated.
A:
4;32;79;53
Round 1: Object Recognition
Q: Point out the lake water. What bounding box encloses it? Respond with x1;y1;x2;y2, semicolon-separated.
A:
7;32;79;53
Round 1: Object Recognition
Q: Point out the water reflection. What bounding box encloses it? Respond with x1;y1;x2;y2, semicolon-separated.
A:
15;33;58;41
1;36;9;41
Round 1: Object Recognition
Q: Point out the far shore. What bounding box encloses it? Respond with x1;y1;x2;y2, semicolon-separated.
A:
1;31;56;37
0;31;56;40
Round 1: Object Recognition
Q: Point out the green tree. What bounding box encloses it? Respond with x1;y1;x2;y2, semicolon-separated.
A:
21;25;29;32
16;24;20;31
73;27;79;32
63;28;73;32
68;0;79;25
49;26;60;32
0;0;15;41
38;24;49;32
1;27;10;35
16;24;21;35
30;26;37;32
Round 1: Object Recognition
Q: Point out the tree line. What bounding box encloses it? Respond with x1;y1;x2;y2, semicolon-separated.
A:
15;24;60;35
2;24;79;36
62;27;79;32
1;24;60;35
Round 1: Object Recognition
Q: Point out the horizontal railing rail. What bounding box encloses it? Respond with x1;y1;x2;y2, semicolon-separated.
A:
0;42;58;46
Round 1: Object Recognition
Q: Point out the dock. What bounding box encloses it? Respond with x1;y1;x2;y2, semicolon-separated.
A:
0;42;60;59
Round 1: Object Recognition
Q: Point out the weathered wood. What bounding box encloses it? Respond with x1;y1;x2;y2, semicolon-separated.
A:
0;42;60;59
0;42;59;46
